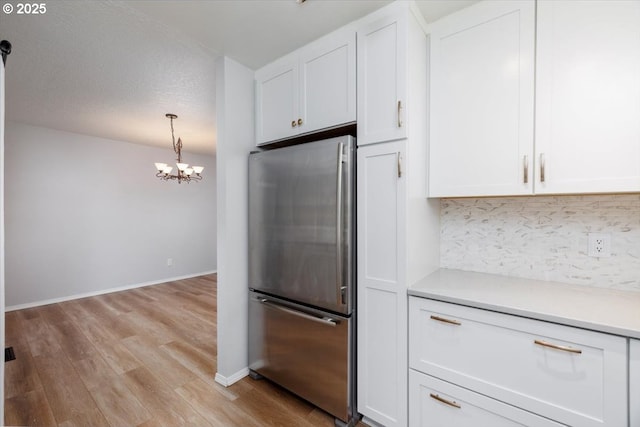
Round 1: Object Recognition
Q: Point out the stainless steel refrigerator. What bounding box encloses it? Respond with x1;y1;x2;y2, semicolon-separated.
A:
248;135;357;426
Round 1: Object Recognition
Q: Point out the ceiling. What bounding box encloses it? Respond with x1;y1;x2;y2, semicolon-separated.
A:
0;0;476;155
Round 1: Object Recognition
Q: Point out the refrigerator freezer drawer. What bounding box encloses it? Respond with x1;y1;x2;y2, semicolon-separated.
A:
249;292;352;422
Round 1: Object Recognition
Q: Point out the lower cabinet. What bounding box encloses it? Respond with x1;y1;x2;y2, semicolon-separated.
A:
409;371;563;427
631;339;640;427
409;297;629;427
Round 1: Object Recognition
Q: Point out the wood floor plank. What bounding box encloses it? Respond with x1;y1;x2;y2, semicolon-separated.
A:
175;378;262;427
56;407;110;427
4;342;43;399
123;366;212;427
33;352;104;424
89;377;152;427
122;335;197;389
4;388;57;427
160;340;217;386
74;352;120;391
24;317;62;358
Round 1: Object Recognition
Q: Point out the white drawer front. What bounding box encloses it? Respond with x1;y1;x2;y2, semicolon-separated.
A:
409;370;564;427
409;298;627;427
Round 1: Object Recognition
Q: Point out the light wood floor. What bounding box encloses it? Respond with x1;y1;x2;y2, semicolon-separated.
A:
4;274;359;426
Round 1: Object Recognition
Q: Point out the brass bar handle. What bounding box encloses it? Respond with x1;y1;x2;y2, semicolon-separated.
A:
430;393;461;409
534;339;582;354
540;153;545;183
430;315;461;326
291;120;297;128
397;100;403;128
397;153;402;178
523;155;528;184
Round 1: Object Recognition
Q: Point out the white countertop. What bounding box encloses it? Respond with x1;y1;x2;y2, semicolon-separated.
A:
409;269;640;340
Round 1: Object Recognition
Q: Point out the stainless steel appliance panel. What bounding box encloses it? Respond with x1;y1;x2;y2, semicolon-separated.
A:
248;292;353;422
248;136;354;315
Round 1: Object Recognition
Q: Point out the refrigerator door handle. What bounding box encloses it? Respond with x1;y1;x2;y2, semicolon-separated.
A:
336;141;345;306
257;298;338;327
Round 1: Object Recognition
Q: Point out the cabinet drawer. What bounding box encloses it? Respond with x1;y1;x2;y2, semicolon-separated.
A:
409;370;564;427
409;298;627;427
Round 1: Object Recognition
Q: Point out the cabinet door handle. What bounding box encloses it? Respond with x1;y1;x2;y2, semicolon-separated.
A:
397;100;403;128
298;118;303;126
523;155;529;184
291;120;297;128
540;153;546;183
430;393;461;409
534;339;582;354
430;315;461;326
397;153;402;178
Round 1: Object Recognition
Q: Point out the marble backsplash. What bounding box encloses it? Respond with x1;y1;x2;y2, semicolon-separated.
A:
440;194;640;292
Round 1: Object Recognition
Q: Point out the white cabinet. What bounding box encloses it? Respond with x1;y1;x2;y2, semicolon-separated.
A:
409;371;564;427
535;0;640;194
429;0;535;197
409;297;628;427
357;11;407;145
356;6;439;427
255;28;355;145
357;141;407;427
255;56;299;143
631;339;640;427
429;0;640;197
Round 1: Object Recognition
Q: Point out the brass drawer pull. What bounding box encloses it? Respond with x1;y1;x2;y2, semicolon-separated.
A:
430;393;461;409
430;315;461;326
534;339;582;354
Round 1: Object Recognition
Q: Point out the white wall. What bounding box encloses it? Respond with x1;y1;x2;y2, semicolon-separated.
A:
4;122;217;308
214;56;254;386
441;195;640;292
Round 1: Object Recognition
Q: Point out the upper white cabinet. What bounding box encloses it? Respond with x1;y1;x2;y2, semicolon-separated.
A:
357;8;408;145
535;0;640;194
428;0;535;197
255;28;355;145
429;0;640;197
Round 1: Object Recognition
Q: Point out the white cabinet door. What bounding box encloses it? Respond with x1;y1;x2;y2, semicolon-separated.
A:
357;141;407;427
429;0;535;197
299;31;355;134
357;12;408;146
632;339;640;427
535;0;640;194
255;58;299;144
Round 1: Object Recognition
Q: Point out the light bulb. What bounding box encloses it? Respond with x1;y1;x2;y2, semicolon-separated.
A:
155;162;167;171
177;163;189;171
163;166;173;174
192;166;204;174
185;168;194;176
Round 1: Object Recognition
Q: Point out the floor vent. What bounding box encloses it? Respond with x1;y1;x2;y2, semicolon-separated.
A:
5;347;16;362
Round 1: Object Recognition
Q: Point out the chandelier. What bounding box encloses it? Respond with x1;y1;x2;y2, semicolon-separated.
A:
154;113;204;183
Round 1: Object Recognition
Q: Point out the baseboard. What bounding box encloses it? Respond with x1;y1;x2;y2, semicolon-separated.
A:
5;270;217;311
215;367;249;387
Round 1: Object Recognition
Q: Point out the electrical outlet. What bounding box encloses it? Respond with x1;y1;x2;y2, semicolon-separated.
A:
588;233;611;258
167;258;173;267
